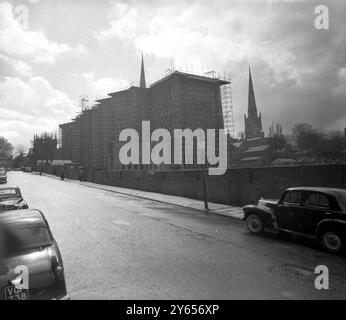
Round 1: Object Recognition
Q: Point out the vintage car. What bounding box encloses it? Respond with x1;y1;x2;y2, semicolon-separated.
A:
0;209;70;300
0;186;29;212
243;187;346;254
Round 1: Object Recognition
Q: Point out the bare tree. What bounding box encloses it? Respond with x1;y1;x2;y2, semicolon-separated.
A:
291;123;324;153
15;144;27;157
0;137;13;159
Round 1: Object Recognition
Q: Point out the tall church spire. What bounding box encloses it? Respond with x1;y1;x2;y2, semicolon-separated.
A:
140;53;146;88
248;65;258;117
244;66;264;140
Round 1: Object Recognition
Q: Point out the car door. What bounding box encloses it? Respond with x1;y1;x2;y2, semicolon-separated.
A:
275;191;304;231
300;192;337;235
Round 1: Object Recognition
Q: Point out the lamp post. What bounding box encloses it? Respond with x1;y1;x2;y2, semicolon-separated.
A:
197;138;209;211
202;167;209;211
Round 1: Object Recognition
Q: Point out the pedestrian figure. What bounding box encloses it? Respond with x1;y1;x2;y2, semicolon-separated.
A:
60;170;65;181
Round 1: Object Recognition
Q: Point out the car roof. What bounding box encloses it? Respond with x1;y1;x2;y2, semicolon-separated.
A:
0;185;19;190
0;209;45;227
286;187;346;197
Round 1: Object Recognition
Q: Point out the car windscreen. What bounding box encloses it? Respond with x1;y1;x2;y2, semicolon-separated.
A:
0;189;20;200
0;224;52;257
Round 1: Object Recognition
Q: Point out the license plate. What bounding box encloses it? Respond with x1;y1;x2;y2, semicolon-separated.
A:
4;285;29;300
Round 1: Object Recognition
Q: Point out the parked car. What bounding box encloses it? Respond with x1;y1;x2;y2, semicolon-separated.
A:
0;170;7;184
0;186;29;212
0;209;70;300
243;187;346;254
23;167;32;173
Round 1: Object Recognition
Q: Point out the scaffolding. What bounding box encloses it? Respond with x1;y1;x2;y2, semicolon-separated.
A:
220;73;235;138
79;95;89;112
204;70;235;138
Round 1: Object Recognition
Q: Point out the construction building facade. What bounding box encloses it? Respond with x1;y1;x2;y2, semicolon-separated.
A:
59;57;229;171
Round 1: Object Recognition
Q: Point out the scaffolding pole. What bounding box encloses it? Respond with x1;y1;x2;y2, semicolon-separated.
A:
220;73;235;138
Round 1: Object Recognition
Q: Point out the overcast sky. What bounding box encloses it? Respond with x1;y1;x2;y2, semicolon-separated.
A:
0;0;345;149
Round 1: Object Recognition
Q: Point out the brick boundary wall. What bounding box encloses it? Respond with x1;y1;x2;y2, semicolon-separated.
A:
44;164;346;206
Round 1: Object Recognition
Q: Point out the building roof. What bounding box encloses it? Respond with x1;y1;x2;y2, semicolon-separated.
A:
244;144;269;153
150;71;229;88
95;97;112;103
59;122;73;129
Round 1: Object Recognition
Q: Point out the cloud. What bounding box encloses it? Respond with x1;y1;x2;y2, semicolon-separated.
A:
96;1;307;79
0;53;33;77
95;0;346;134
82;72;128;100
0;76;75;147
0;2;85;65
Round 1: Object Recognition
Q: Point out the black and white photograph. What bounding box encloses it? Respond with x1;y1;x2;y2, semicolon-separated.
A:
0;0;346;306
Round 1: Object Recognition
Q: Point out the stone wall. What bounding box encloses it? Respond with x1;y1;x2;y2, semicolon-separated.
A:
43;164;346;206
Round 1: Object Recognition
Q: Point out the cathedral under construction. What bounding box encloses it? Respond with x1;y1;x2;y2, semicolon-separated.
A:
59;56;234;171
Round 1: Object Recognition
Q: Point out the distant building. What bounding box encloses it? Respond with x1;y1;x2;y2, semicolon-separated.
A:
60;56;228;171
32;133;59;164
244;67;264;140
59;122;73;161
230;67;270;167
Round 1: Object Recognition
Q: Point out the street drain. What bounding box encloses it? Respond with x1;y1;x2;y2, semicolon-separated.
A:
269;264;313;279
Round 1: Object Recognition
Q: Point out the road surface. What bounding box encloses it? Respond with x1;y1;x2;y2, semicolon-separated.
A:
5;171;346;299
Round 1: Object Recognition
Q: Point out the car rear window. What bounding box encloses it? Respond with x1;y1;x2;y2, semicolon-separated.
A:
0;189;19;199
0;225;52;257
304;193;330;208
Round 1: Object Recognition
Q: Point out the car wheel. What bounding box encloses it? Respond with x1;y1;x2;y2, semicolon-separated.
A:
320;230;345;254
245;214;264;234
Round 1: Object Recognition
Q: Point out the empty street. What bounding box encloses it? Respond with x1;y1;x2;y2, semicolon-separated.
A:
5;171;346;300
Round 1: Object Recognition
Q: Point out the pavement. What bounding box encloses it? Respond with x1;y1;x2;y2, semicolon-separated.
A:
5;171;346;299
33;171;244;220
67;176;244;221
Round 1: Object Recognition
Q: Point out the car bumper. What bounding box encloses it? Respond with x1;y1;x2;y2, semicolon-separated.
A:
52;294;71;300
